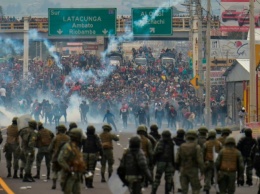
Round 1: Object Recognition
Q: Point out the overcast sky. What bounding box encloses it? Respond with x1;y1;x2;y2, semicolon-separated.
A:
1;0;220;17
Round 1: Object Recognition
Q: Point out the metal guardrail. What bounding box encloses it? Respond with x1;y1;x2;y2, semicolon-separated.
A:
0;17;220;32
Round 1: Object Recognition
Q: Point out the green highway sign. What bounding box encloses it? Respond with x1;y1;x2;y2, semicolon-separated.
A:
48;8;117;36
132;7;172;36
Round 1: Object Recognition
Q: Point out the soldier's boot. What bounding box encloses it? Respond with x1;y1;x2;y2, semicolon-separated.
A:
7;168;11;178
151;187;157;194
101;173;106;183
28;174;35;182
19;168;24;179
246;179;253;186
13;170;18;179
238;179;244;186
108;171;112;179
85;178;89;187
33;170;40;179
51;179;57;189
47;168;50;180
205;190;210;194
258;188;260;194
87;179;94;188
23;174;33;182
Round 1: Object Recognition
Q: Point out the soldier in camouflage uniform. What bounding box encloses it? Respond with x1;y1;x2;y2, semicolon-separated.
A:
49;124;70;189
203;130;222;194
4;117;20;178
58;128;85;194
19;120;38;182
197;127;208;148
0;125;3;163
217;127;232;145
176;130;204;194
99;124;119;182
137;125;153;187
82;125;103;188
119;135;153;194
152;130;175;194
215;127;222;139
173;128;186;193
216;137;244;194
33;122;54;179
237;128;256;186
149;124;161;142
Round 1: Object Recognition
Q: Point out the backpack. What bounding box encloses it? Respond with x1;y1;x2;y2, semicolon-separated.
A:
117;151;128;186
253;145;260;170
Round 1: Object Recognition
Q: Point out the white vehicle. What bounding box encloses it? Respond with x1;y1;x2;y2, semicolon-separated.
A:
161;57;176;66
109;56;122;66
134;57;147;66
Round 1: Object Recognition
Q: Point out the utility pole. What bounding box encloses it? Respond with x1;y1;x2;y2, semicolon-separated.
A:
23;16;29;80
205;0;211;128
249;0;256;121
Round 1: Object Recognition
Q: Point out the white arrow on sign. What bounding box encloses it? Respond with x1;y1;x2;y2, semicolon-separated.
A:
102;29;108;35
150;28;155;33
57;29;63;35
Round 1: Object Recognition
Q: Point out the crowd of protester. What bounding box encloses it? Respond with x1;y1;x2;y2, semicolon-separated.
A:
0;45;227;130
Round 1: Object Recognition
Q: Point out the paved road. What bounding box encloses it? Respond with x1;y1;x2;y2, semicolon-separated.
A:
0;124;259;194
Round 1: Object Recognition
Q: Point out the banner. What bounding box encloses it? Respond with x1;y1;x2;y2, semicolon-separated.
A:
220;0;260;32
204;71;225;85
211;40;249;59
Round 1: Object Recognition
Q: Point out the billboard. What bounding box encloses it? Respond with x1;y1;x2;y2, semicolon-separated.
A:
204;71;225;85
210;39;249;59
220;0;260;32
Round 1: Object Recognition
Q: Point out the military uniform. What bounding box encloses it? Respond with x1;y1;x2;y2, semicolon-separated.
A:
49;125;70;189
82;125;103;188
119;136;153;194
4;117;20;178
0;129;2;161
203;130;222;193
217;128;231;145
34;122;54;179
176;130;204;194
250;137;260;194
152;130;175;194
197;127;208;148
99;124;119;182
173;129;186;193
149;124;161;141
19;120;38;182
237;128;256;186
137;125;153;187
58;128;85;194
216;137;244;194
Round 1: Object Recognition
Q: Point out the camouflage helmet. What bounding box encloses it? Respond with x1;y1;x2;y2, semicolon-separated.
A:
208;130;216;138
137;125;146;133
28;120;37;129
215;127;222;134
150;124;158;131
87;125;96;134
56;124;67;133
162;130;172;139
222;127;232;135
185;130;198;140
225;137;236;145
38;122;43;128
102;124;112;131
12;117;18;122
177;128;185;135
69;122;77;129
198;127;208;134
244;128;252;134
69;128;83;141
129;135;141;149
